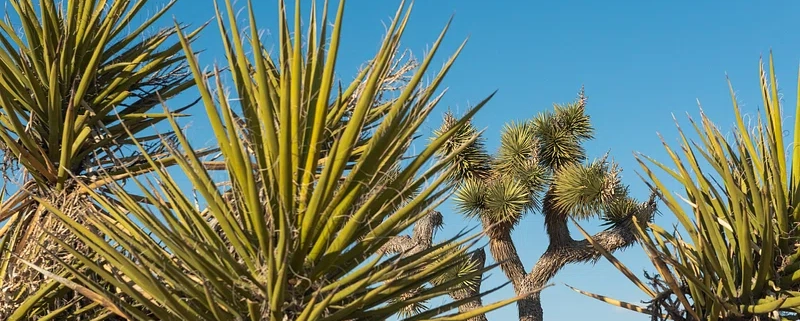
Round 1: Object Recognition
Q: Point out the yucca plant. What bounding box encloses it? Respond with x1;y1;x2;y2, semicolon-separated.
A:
571;53;800;320
434;91;659;321
0;0;203;318
14;0;533;319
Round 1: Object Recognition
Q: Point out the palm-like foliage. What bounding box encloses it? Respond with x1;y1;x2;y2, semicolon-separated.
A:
436;91;658;321
12;0;529;319
572;53;800;320
0;0;202;318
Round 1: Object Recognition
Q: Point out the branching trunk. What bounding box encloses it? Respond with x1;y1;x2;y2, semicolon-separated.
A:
379;211;488;320
479;190;657;321
525;222;640;321
525;191;657;321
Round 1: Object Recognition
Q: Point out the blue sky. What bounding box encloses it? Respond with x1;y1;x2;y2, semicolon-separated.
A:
162;0;800;320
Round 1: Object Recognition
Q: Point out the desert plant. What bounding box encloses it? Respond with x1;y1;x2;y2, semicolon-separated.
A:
0;0;203;318
12;0;532;319
571;53;800;321
434;90;659;321
379;210;491;320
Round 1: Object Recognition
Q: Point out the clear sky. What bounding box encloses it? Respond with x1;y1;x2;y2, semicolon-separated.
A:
164;0;800;320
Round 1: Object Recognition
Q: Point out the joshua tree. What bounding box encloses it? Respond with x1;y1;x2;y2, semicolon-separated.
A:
435;89;658;321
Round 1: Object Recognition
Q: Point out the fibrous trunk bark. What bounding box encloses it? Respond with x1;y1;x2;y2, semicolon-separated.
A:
482;216;539;321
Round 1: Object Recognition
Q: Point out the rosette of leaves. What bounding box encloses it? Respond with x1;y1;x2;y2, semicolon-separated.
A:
18;0;531;320
0;0;204;318
571;53;800;321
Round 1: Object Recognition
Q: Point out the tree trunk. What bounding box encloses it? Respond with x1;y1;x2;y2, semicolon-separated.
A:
518;279;544;321
482;216;540;321
481;190;656;321
449;295;488;321
449;249;488;321
524;217;643;321
380;211;489;319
